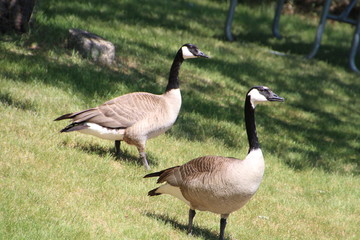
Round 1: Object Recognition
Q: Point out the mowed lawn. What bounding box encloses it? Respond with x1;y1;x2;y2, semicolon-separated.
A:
1;0;360;239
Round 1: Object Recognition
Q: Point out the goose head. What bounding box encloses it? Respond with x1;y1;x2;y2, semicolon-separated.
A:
181;43;209;59
247;86;284;108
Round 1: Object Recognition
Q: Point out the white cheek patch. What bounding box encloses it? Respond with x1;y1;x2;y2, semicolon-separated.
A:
248;89;268;108
182;46;197;59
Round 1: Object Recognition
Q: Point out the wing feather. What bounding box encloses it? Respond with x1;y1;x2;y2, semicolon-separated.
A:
56;92;164;129
155;156;235;187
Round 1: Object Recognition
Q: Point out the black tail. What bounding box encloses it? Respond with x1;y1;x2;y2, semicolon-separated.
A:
60;123;88;133
148;187;161;196
55;108;94;121
54;113;74;121
144;170;165;179
144;166;179;179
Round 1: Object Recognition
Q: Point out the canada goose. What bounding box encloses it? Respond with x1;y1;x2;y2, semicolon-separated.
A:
55;44;208;170
144;86;284;239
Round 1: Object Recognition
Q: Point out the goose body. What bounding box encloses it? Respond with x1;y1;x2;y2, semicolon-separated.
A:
67;89;181;141
145;86;284;239
55;44;208;170
152;150;264;213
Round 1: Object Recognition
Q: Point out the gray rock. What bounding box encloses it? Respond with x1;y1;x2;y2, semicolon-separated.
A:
68;28;115;66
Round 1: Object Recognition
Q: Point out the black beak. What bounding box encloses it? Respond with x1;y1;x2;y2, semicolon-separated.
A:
268;92;284;102
197;50;209;58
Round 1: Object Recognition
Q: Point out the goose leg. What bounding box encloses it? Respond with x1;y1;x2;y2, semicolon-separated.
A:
219;214;229;240
187;209;196;235
139;151;150;170
115;140;121;157
135;143;150;170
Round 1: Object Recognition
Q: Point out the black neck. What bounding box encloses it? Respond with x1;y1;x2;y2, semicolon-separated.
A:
244;96;260;152
165;49;184;92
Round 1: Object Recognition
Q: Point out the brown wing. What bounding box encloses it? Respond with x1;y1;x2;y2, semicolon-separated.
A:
57;92;164;129
157;156;233;187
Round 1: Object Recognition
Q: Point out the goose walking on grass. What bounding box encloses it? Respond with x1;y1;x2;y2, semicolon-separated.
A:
55;44;208;170
144;86;284;239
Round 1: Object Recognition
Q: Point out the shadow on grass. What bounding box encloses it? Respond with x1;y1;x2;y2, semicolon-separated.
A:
226;6;358;70
59;139;160;167
0;44;155;100
23;0;228;50
144;212;228;240
0;91;38;112
237;31;353;70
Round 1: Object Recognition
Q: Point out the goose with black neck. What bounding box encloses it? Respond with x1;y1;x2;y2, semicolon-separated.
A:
144;86;284;239
55;44;208;170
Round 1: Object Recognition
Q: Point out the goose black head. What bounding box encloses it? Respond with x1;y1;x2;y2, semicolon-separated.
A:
247;86;284;108
181;43;209;59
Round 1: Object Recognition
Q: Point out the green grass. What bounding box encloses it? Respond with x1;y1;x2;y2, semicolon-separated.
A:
1;0;360;239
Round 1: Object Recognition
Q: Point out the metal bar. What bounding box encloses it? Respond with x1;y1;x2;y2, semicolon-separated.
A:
327;14;357;25
349;14;360;72
272;0;285;39
225;0;238;41
307;0;333;59
339;0;357;19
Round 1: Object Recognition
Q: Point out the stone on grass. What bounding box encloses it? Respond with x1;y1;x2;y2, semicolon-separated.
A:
68;28;115;66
